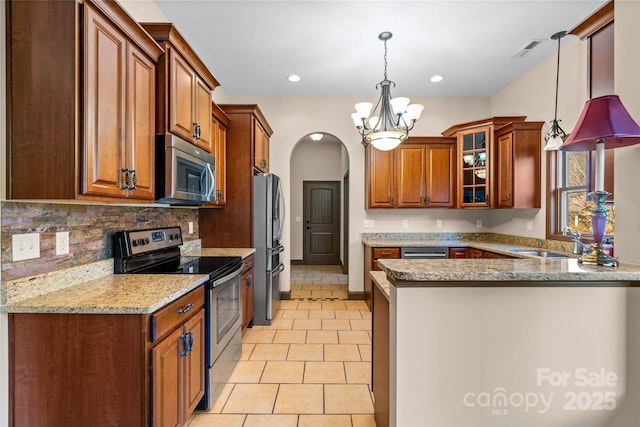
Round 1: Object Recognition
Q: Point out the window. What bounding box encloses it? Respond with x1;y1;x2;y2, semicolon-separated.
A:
547;5;614;240
552;150;614;237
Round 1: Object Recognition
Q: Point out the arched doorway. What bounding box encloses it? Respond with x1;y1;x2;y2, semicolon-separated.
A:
289;132;350;272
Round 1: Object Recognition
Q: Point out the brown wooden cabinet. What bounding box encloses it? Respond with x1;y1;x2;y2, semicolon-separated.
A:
241;254;255;333
372;281;390;427
207;103;231;206
152;308;205;427
10;286;205;427
141;23;219;152
7;0;162;202
199;105;273;247
254;120;270;173
366;137;456;209
363;246;400;309
494;122;543;208
448;247;469;258
442;117;527;208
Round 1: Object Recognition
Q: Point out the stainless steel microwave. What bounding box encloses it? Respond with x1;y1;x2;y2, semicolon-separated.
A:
156;134;215;205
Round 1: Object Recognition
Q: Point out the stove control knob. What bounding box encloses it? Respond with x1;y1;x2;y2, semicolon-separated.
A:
144;238;150;245
132;240;138;247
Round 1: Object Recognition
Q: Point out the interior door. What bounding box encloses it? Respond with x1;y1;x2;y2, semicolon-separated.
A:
303;181;341;265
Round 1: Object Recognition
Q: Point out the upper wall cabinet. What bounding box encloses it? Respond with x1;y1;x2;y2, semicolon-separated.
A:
366;137;456;209
141;23;219;152
494;121;544;209
207;103;231;207
7;0;163;202
442;117;528;208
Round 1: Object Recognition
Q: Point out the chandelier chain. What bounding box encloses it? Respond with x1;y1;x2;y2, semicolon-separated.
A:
383;39;388;81
554;36;561;121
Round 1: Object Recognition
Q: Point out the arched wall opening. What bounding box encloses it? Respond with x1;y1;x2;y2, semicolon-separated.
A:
289;132;350;272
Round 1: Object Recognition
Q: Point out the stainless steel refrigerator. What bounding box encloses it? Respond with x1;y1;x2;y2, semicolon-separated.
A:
253;173;285;325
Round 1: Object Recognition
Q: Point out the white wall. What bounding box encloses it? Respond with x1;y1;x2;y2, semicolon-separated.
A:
490;37;588;239
613;0;640;265
290;139;344;261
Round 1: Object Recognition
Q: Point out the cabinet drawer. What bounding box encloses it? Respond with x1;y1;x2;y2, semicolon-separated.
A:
151;286;205;342
372;248;400;259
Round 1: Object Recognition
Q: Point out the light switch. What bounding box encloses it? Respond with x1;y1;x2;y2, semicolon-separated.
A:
56;231;69;255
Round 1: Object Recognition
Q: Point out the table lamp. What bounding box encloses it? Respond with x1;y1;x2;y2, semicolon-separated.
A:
560;94;640;266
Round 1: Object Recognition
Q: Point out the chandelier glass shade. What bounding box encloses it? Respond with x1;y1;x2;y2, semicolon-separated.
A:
544;31;568;151
352;32;424;151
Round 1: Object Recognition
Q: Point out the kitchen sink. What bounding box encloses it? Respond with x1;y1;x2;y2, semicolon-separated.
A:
513;249;572;258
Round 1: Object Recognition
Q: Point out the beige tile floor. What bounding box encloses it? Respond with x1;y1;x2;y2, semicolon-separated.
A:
187;265;376;427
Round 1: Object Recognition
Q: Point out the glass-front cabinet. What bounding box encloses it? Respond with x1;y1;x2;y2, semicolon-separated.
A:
459;126;491;207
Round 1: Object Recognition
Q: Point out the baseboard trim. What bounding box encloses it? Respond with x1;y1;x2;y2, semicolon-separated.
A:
280;291;291;300
290;260;304;265
348;291;365;300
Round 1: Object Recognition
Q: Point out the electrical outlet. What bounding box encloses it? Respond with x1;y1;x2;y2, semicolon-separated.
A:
476;219;483;228
12;233;40;261
188;222;194;234
363;219;376;228
56;231;69;255
295;216;301;222
526;221;533;231
436;219;443;228
402;219;408;228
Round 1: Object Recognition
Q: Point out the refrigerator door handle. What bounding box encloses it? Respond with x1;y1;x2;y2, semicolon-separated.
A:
276;178;285;242
268;245;284;254
266;262;285;321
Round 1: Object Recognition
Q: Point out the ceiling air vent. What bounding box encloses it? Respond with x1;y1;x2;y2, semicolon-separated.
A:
512;39;543;58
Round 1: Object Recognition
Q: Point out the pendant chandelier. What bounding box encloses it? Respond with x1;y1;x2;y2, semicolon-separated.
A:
351;31;424;151
543;31;568;151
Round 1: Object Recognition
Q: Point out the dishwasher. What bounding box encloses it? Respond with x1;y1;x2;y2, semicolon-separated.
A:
400;247;449;259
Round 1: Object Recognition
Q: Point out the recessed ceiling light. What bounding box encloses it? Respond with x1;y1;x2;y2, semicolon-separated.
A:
310;133;324;141
430;75;444;83
288;74;301;82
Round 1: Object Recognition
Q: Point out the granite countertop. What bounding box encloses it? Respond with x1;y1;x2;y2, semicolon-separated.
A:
370;271;390;300
378;258;640;285
1;246;256;314
3;274;209;314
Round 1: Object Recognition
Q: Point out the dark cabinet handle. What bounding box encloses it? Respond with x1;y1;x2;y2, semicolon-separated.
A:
217;189;222;200
246;276;252;288
381;251;392;256
131;170;137;190
177;303;194;314
179;333;189;357
121;168;130;190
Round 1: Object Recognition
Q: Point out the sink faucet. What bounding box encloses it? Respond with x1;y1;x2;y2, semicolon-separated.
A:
563;227;591;255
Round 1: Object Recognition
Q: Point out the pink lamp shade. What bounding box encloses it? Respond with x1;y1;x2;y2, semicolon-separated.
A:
560;95;640;151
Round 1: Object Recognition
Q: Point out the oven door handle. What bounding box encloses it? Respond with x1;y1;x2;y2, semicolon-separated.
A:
201;162;215;201
211;265;243;288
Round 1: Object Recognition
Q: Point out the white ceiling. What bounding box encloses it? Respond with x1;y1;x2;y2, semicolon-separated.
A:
149;0;608;98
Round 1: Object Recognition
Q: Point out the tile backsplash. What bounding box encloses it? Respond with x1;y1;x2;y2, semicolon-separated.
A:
1;202;199;281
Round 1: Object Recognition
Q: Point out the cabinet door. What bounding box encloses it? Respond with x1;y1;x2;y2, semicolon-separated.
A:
496;132;514;208
183;310;205;420
458;127;491;208
212;117;227;205
170;51;197;143
448;248;468;259
426;143;455;207
372;248;400;271
253;120;269;172
396;144;426;208
372;283;390;427
127;44;156;200
469;248;484;259
368;148;396;208
152;326;182;427
193;77;213;152
83;5;127;198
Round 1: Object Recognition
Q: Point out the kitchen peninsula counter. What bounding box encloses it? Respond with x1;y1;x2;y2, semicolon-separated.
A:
372;255;640;427
378;258;640;284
